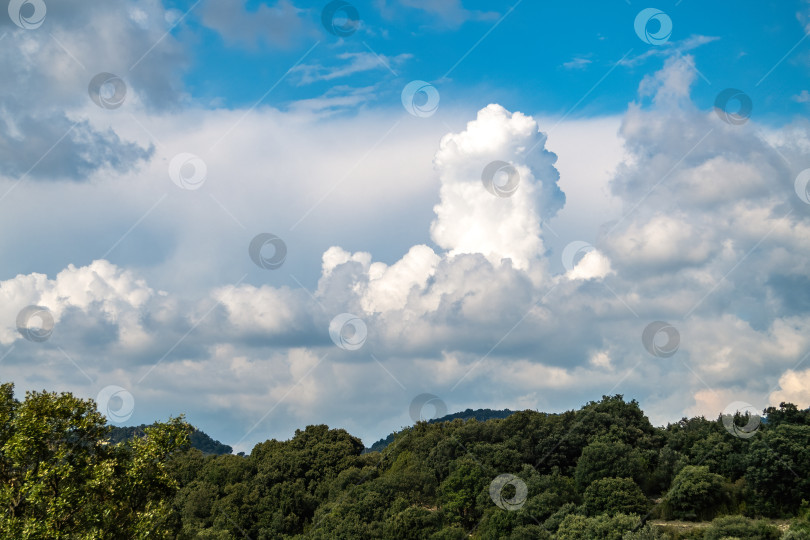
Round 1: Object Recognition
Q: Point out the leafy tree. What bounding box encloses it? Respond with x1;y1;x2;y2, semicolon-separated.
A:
436;456;487;529
745;424;810;516
763;402;810;428
542;502;578;534
574;438;647;489
521;467;580;522
660;465;731;521
383;503;442;539
649;445;686;495
688;431;748;481
583;477;649;516
0;382;190;538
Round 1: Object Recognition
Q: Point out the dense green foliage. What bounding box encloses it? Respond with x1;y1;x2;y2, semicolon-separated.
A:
659;465;732;521
0;382;191;538
702;515;781;539
162;395;810;538
582;477;649;517
2;382;809;538
366;408;516;453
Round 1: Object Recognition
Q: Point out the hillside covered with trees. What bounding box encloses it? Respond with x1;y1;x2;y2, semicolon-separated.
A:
2;380;810;538
365;408;516;453
108;424;233;455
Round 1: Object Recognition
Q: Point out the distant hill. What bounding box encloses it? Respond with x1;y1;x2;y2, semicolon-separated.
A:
108;424;232;455
364;407;516;453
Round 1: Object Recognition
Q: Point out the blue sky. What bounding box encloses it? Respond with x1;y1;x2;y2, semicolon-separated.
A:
171;0;809;121
1;0;810;453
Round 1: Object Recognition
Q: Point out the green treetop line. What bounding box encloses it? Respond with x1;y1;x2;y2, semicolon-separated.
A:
1;381;810;539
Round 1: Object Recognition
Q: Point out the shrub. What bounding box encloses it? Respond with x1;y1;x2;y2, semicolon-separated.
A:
660;465;731;521
702;515;780;540
620;524;667;539
583;477;649;516
557;513;641;540
508;525;552;539
783;517;810;540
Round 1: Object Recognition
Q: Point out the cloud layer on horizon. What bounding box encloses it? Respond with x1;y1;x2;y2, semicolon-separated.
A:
2;50;810;452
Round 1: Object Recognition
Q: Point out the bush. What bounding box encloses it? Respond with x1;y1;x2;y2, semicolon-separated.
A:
557;513;641;540
383;505;441;539
621;524;667;539
508;524;551;539
575;439;647;488
543;502;578;534
428;526;467;540
783;518;810;540
583;477;649;516
702;515;780;540
783;530;810;540
660;466;731;521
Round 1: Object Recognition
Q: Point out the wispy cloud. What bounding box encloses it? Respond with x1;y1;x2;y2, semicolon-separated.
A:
376;0;499;28
199;0;316;49
562;56;592;70
288;85;379;115
619;35;720;67
291;52;412;85
792;89;810;103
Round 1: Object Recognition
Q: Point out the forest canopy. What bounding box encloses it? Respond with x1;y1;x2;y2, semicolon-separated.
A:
1;381;809;539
